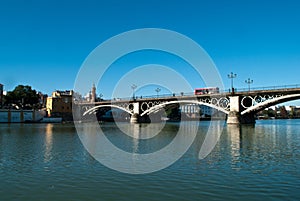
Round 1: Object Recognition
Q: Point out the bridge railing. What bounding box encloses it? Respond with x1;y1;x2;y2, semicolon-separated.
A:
91;84;300;102
109;92;196;101
234;84;300;93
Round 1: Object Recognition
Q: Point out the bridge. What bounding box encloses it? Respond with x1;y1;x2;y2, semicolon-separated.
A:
73;85;300;124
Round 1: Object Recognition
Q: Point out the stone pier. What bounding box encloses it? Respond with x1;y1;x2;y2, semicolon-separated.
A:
130;102;140;123
227;96;255;124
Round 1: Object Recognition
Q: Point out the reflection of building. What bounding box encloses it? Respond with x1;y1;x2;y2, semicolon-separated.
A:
0;83;3;108
46;90;73;120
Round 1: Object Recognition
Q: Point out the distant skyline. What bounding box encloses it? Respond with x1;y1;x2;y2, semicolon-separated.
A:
1;0;300;104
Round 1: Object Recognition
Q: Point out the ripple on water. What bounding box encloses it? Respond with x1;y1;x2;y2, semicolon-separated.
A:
0;121;299;200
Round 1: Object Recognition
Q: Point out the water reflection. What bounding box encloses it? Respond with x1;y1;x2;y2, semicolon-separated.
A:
44;124;53;162
77;121;199;174
131;124;140;153
227;125;241;170
198;121;225;159
1;121;300;200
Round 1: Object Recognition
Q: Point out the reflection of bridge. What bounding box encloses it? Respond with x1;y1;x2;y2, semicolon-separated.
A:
73;86;300;124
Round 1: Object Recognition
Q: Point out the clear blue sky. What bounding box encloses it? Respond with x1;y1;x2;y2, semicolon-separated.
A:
0;0;300;101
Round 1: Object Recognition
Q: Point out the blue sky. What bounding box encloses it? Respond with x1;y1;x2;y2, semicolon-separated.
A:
0;0;300;101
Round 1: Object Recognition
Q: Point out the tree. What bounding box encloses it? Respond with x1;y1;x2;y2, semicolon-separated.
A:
279;106;288;119
5;85;39;109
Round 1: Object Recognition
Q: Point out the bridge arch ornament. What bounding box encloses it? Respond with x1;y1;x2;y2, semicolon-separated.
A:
140;99;230;116
140;101;163;112
241;93;300;115
83;104;134;116
241;94;284;109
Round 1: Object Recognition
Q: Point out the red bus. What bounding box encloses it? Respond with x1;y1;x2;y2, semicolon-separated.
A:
194;87;219;95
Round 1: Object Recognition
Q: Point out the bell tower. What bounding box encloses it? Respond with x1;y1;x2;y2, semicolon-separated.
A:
91;83;96;102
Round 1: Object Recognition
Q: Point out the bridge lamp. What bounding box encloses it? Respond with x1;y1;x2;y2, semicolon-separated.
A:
228;72;237;93
131;84;137;100
245;78;253;92
155;88;161;98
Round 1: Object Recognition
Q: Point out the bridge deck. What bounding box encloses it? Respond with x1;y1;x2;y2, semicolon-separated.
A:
76;87;300;106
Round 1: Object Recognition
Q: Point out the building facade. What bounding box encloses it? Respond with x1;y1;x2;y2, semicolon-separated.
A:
46;90;73;120
180;104;217;117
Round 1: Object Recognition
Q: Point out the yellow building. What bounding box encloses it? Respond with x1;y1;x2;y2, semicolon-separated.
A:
46;90;73;119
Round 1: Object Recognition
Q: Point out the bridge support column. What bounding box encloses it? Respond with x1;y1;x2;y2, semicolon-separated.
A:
227;111;256;124
130;113;140;123
227;96;241;124
227;111;241;124
130;102;140;123
227;96;255;124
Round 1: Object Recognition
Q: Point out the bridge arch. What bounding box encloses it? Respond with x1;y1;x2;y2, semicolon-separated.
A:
241;94;300;115
140;100;229;116
83;105;134;116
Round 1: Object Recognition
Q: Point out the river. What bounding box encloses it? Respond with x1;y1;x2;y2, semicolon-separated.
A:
0;120;299;200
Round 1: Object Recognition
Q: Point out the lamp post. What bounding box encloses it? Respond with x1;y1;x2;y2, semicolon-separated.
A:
228;72;237;94
155;88;161;98
245;78;253;92
131;84;137;100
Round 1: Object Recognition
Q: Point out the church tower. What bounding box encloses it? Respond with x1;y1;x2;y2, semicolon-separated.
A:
91;83;96;102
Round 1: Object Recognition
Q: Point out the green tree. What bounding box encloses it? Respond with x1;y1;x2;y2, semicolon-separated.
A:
5;85;39;109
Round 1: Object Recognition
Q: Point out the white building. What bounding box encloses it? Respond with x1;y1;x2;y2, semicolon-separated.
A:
180;104;217;117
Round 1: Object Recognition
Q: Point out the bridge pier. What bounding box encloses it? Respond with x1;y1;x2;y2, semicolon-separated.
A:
227;111;255;124
227;96;255;125
227;111;241;124
130;113;152;123
240;113;256;124
130;113;140;123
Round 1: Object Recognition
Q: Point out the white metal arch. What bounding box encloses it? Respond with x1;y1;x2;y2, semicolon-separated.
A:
83;105;134;116
140;100;229;116
241;94;300;115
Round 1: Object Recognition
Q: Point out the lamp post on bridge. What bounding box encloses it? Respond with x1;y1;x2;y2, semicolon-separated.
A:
131;84;137;100
155;87;161;98
228;72;237;94
245;78;253;92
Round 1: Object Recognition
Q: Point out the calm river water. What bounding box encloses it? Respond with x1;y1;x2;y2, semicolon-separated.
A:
0;120;299;201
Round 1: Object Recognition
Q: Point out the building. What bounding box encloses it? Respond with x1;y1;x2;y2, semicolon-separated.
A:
181;104;217;117
46;90;73;120
85;84;97;102
38;91;48;108
0;83;3;108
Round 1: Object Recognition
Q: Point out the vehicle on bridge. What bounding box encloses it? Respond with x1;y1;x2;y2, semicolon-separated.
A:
194;87;219;95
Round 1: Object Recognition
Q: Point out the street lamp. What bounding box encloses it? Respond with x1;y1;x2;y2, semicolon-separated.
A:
228;72;237;93
131;84;137;100
155;88;161;98
245;78;253;92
